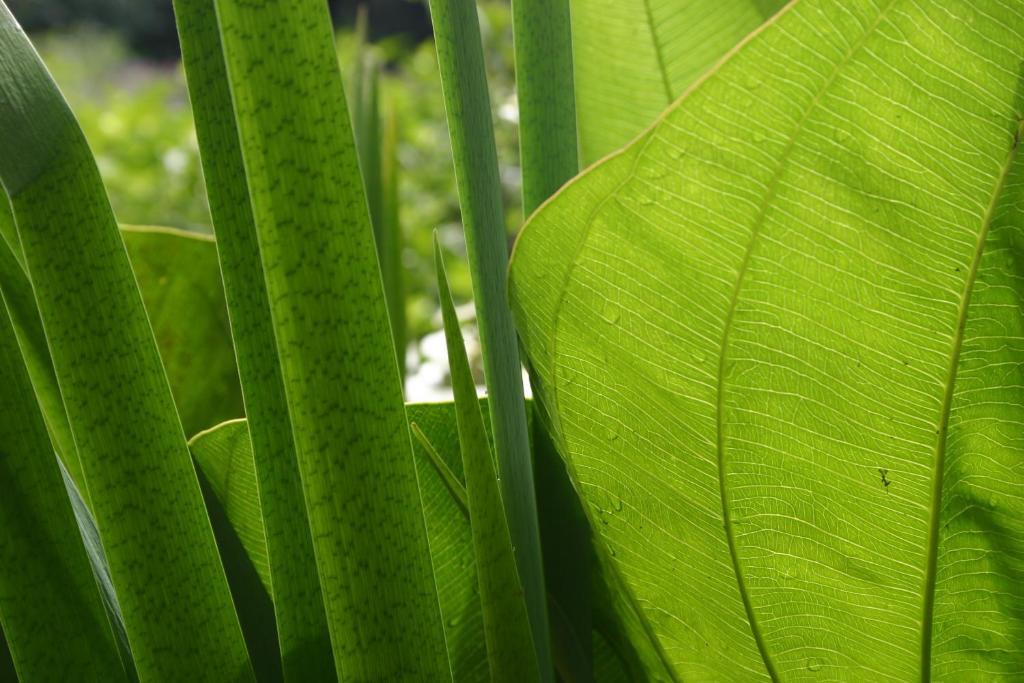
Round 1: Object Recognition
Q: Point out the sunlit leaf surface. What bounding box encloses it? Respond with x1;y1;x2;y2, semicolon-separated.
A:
511;0;1024;678
571;0;785;164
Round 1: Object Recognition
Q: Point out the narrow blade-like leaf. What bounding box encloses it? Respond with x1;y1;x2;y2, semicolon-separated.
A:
0;7;252;679
427;0;551;671
172;0;335;676
511;0;578;214
435;238;541;681
209;0;449;676
0;300;125;681
0;194;81;492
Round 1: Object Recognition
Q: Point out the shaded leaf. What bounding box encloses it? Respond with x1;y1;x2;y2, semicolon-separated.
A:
436;240;541;681
122;226;244;437
0;298;125;681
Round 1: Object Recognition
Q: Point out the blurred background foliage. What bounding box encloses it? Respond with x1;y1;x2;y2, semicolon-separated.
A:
17;0;524;397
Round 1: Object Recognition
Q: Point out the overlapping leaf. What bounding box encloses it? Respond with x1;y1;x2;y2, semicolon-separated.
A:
0;300;125;681
571;0;785;164
190;404;491;681
207;0;448;676
436;241;541;681
0;6;252;679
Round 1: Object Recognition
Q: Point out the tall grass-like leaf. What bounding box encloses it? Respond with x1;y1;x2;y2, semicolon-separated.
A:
351;49;406;381
0;195;81;491
511;0;577;214
435;239;541;681
172;1;334;677
380;108;406;380
427;0;551;672
0;301;125;681
571;0;785;163
0;628;14;681
510;0;1024;678
207;0;449;677
0;6;252;679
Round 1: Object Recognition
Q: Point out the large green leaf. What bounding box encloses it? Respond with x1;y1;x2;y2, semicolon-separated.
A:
510;0;1024;679
0;6;252;679
0;299;125;681
209;0;447;677
122;226;243;437
571;0;785;164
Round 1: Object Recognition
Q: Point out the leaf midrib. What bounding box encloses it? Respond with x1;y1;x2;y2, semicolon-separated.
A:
640;0;674;104
918;118;1024;682
714;2;897;678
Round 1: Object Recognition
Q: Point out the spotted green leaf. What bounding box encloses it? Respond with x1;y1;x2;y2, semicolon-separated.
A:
0;6;252;679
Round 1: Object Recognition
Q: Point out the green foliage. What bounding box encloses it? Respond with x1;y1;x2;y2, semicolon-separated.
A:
173;0;332;676
2;0;1023;680
510;0;1024;678
0;300;126;681
0;5;252;679
208;0;449;677
32;9;523;344
571;0;785;163
427;0;550;672
436;238;542;681
123;226;244;436
35;31;209;229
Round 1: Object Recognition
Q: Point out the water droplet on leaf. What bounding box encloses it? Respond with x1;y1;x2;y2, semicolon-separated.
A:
601;301;620;325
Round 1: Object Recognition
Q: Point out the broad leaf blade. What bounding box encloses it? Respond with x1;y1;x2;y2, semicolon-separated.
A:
436;241;541;681
511;0;1024;678
0;300;125;681
209;0;448;677
122;226;243;437
0;7;252;679
189;420;272;596
571;0;785;164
